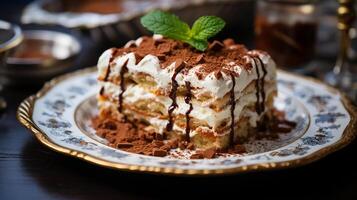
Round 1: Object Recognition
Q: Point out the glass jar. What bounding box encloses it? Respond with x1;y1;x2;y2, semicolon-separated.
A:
255;0;318;69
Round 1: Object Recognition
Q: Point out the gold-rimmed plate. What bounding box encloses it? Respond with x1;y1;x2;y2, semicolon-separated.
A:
17;67;357;176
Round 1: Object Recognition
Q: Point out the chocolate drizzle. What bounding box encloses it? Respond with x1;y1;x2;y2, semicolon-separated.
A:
253;58;262;115
100;48;118;95
229;73;236;146
166;60;185;132
118;59;129;114
99;87;105;96
257;57;267;113
104;48;118;81
252;56;267;115
184;81;193;141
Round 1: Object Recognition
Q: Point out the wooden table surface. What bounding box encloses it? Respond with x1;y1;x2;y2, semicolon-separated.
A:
1;1;357;200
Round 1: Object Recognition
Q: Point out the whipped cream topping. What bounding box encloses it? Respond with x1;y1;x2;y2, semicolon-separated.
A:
97;41;276;100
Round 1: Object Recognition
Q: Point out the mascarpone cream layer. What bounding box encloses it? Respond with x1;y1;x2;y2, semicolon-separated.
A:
99;82;276;131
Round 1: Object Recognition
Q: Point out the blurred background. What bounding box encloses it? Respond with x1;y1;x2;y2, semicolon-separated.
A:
0;0;356;114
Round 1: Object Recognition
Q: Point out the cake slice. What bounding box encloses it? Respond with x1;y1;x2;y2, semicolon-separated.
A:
96;35;277;150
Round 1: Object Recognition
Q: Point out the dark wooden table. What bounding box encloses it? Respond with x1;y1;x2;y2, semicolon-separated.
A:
1;1;357;200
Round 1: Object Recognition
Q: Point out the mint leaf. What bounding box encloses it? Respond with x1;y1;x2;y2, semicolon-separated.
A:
140;11;225;51
140;10;190;41
191;16;226;41
187;39;208;52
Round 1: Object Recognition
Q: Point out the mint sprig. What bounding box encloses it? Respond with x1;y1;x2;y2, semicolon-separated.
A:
141;11;225;51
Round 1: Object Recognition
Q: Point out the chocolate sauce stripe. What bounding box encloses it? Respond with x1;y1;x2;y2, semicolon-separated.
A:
257;57;267;113
184;81;193;141
99;87;105;96
251;55;268;115
166;62;186;132
104;48;118;82
229;73;236;146
118;59;129;114
100;48;118;98
252;57;262;115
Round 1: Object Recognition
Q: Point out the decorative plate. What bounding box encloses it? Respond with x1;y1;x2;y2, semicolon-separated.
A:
17;68;356;176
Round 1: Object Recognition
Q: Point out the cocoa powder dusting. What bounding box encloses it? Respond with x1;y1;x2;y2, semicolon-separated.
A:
112;37;252;79
92;116;171;156
92;114;218;158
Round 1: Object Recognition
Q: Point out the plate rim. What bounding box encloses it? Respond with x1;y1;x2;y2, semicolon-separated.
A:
17;67;357;176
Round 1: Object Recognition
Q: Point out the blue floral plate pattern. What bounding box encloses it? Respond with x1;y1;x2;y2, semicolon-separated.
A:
17;68;356;175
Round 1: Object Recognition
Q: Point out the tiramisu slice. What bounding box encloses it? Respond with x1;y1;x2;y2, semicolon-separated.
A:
96;35;277;150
